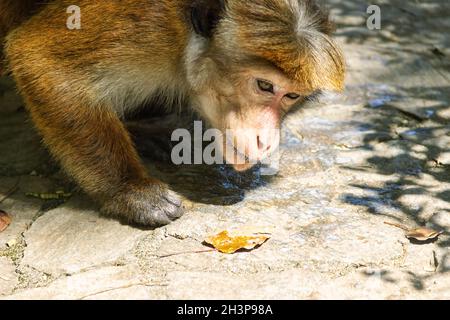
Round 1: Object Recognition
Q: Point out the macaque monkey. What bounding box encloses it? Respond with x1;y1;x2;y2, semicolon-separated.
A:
2;0;345;226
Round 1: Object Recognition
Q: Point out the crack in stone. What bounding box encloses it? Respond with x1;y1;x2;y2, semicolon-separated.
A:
78;282;169;300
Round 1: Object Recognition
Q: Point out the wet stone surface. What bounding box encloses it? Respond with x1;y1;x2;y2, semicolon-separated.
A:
1;0;449;299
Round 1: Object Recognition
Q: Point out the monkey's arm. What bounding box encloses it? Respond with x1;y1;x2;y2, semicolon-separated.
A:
6;53;183;224
5;0;185;225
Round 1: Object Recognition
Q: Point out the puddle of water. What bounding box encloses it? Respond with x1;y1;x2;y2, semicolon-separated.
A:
356;123;375;132
400;127;434;140
283;134;303;147
369;96;394;108
403;129;418;137
325;234;341;242
425;109;436;117
290;233;307;245
347;83;403;109
302;118;337;129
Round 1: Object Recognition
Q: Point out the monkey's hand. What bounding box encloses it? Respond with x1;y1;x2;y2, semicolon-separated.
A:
101;179;184;226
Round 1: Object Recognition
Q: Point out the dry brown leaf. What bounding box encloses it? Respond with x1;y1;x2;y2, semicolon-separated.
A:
204;228;272;254
406;228;444;241
385;221;444;242
0;209;12;233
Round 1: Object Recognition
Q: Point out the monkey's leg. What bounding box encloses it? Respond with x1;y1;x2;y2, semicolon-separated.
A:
24;98;183;226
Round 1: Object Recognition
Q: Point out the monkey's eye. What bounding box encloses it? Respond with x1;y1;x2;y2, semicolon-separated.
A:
257;79;274;94
285;93;300;100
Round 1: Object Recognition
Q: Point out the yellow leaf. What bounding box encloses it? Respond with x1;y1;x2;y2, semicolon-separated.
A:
204;229;271;254
0;209;12;233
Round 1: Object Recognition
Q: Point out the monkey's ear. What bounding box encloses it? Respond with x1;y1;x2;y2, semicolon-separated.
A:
190;0;226;38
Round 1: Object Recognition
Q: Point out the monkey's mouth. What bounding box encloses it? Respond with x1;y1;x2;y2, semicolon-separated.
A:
222;137;261;172
232;163;256;172
231;145;256;172
217;126;281;172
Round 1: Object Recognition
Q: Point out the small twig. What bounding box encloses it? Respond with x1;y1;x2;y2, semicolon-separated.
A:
79;282;168;300
0;178;20;204
384;221;410;231
157;249;216;259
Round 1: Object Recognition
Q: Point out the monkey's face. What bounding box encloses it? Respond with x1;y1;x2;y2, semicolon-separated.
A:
187;0;344;171
194;63;306;171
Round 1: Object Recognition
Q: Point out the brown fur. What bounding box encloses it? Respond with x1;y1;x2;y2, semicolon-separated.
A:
215;0;345;92
0;0;41;44
3;0;345;226
0;0;42;72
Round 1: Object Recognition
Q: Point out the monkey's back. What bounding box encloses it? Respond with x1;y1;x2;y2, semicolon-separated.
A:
4;0;193;114
6;0;190;67
0;0;42;39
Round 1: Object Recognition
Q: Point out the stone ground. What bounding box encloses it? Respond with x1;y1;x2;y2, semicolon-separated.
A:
0;0;449;300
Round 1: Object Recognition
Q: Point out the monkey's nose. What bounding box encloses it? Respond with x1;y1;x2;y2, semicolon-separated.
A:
257;136;271;152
